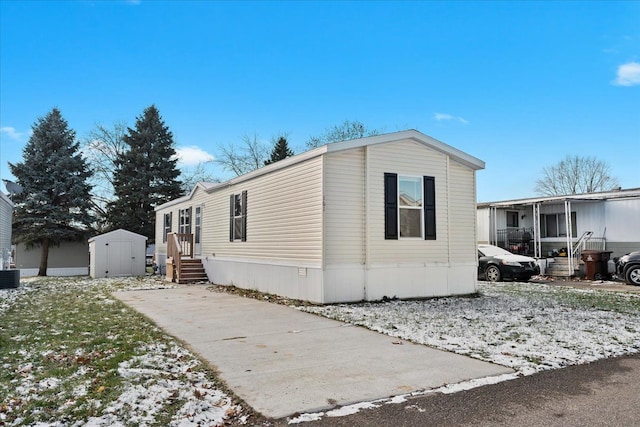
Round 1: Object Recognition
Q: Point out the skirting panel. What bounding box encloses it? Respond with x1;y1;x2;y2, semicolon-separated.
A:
202;257;324;304
323;263;478;303
365;263;477;301
198;258;477;304
19;267;89;277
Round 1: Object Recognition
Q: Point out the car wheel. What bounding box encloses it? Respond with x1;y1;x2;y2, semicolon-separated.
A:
625;266;640;286
485;265;502;282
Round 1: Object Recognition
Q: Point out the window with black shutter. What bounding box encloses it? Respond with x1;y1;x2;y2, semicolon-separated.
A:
385;173;436;240
384;173;398;239
423;176;436;240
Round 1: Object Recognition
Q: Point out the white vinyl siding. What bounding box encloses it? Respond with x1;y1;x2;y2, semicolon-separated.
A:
203;156;323;264
449;161;477;262
0;196;12;259
604;199;640;242
323;148;365;266
155;186;209;257
367;139;449;264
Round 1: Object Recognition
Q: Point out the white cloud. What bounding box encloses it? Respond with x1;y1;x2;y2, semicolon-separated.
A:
433;113;469;125
434;113;453;121
0;126;26;140
613;62;640;86
173;146;215;166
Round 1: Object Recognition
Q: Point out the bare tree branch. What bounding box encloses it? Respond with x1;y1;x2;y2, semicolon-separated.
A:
81;122;128;232
535;155;619;196
215;134;269;176
306;119;381;149
180;161;220;191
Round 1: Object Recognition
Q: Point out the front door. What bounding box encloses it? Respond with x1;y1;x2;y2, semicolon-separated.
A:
194;206;202;256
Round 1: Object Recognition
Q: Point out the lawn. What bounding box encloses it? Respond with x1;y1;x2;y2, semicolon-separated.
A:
0;276;253;427
2;277;640;426
297;281;640;375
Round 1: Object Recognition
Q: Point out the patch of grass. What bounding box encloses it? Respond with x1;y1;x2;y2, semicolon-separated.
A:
481;282;640;315
0;277;258;426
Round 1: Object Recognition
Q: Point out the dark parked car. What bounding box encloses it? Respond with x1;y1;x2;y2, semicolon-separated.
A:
478;244;540;282
615;251;640;286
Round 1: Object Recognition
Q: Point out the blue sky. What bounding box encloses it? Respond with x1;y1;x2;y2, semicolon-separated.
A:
1;0;638;202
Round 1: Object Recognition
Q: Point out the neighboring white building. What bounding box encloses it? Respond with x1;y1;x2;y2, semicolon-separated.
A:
89;229;148;278
14;240;90;277
155;130;485;304
477;188;640;273
0;192;14;270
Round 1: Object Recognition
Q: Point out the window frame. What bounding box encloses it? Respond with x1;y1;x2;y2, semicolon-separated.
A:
506;210;519;228
384;173;436;241
398;175;424;239
178;207;192;235
194;206;201;245
541;212;577;237
229;190;247;242
163;212;172;243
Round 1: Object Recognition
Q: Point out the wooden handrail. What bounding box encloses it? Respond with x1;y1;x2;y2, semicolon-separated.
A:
166;232;194;283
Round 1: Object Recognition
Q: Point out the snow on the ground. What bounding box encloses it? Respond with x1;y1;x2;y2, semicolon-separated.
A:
0;276;244;427
290;280;640;423
4;277;639;425
298;281;640;375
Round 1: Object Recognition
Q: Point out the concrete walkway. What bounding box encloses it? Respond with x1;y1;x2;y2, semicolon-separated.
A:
113;286;513;419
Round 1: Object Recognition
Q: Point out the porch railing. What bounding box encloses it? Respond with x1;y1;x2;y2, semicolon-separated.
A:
166;233;193;282
495;228;535;255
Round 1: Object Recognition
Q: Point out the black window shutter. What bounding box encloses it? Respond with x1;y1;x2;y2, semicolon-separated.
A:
229;194;234;242
384;173;398;240
424;176;436;240
241;190;247;242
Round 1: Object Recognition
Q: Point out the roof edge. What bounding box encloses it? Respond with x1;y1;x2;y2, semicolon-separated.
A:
478;187;640;207
0;191;14;208
156;129;484;211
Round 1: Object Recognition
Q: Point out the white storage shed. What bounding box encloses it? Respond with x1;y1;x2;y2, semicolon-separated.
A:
89;229;147;278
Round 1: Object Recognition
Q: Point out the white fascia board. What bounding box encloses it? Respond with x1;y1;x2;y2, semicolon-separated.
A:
154;149;328;211
479;188;640;208
155;181;221;211
157;129;484;210
324;129;485;171
89;228;148;243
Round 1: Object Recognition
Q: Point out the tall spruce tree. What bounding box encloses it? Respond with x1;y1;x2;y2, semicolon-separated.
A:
264;136;294;165
107;105;182;241
9;108;94;276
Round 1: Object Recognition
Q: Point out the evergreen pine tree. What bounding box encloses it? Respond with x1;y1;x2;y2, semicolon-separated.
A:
264;136;295;166
9;108;94;276
107;105;183;241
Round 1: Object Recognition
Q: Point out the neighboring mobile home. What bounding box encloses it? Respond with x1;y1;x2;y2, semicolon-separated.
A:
155;130;485;303
477;188;640;274
14;240;89;277
0;192;13;269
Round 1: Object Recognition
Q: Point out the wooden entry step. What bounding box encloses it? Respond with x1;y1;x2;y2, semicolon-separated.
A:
167;257;209;284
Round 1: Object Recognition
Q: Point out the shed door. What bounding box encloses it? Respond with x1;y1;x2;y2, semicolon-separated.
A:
106;241;133;276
